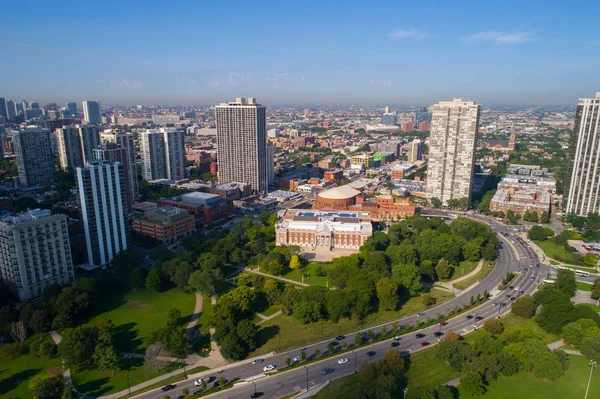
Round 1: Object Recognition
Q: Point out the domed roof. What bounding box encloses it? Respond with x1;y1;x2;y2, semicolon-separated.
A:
318;185;361;200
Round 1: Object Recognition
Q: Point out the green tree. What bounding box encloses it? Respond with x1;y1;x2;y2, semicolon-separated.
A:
482;243;496;261
289;255;301;272
38;341;58;359
28;374;64;399
528;225;553;241
435;259;451;280
483;318;504;335
93;344;121;375
512;295;536;318
462;242;481;262
532;351;563;380
392;263;422;296
556;269;576;298
461;372;485;396
188;267;222;296
375;277;399;311
592;278;600;300
59;325;97;369
130;267;148;289
562;322;585;348
540;211;550;224
62;388;78;399
430;197;442;209
581;336;600;363
263;279;281;305
145;269;162;292
326;290;351;323
584;253;597;268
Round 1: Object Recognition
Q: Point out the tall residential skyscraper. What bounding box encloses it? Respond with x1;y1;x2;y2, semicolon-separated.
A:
13;127;56;187
381;106;398;126
82;100;102;124
0;209;74;300
215;97;268;194
564;92;600;216
77;161;129;267
140;128;185;181
0;97;7;120
6;100;16;121
100;132;139;201
93;142;133;211
56;125;100;170
66;102;77;116
426;98;480;205
407;139;423;163
56;127;84;170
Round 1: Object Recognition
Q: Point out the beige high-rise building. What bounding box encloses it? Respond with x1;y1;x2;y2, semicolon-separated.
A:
407;139;423;163
100;132;139;201
13;127;56;187
56;125;100;170
140;128;186;181
426;98;480;205
564;92;600;216
215;98;268;194
0;209;74;300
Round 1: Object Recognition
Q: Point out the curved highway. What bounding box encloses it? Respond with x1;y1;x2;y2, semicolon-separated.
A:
135;213;550;399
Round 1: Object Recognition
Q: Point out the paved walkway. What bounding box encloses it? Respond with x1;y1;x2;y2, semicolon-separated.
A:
547;340;582;355
436;259;483;291
573;289;598;305
187;293;203;329
246;268;309;287
50;330;72;388
257;310;283;325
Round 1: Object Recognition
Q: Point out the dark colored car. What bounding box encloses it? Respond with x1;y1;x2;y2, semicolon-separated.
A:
508;285;514;290
439;321;448;326
466;315;474;320
250;393;264;398
335;335;345;341
510;296;516;301
415;333;426;339
500;303;506;307
434;331;444;337
421;342;430;347
519;291;524;295
322;368;334;375
366;351;376;357
161;385;176;392
391;341;400;347
475;316;483;321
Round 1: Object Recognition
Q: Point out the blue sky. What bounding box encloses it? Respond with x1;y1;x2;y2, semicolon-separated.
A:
1;0;599;105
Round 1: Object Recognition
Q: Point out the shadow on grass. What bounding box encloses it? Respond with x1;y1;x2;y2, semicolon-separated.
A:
0;367;42;395
254;325;281;351
75;288;128;326
75;376;112;397
114;322;143;354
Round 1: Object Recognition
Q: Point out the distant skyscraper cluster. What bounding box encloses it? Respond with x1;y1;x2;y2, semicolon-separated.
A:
216;97;269;194
427;98;480;205
564;92;600;216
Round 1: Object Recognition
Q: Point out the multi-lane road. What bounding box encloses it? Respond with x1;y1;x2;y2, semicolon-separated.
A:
136;214;552;399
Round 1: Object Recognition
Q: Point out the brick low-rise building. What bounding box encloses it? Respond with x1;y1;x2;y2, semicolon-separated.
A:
349;196;415;221
132;206;195;243
276;210;373;251
157;192;233;229
489;188;551;218
323;170;344;181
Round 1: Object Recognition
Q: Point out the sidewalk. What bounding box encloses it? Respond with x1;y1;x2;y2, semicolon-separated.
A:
246;268;309;287
547;340;582;355
257;310;282;325
50;330;72;388
436;259;483;291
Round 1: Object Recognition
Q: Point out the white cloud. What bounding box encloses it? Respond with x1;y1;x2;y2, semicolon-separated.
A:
265;73;290;88
464;31;534;44
388;29;427;39
369;80;392;86
206;72;252;87
114;78;143;89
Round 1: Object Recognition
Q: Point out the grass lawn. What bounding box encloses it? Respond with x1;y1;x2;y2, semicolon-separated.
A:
312;345;458;399
533;240;584;265
0;335;62;399
81;287;195;353
448;260;479;281
260;305;282;317
281;262;335;286
196;294;212;335
453;261;495;291
576;281;593;292
497;314;559;345
458;354;600;399
250;288;453;356
72;358;186;397
581;303;600;313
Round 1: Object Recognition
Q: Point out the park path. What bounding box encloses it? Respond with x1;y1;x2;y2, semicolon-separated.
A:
49;330;73;388
188;292;203;329
436;259;483;292
257;310;283;325
246;268;309;287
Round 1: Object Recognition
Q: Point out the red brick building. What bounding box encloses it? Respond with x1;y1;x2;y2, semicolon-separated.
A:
349;196;415;221
132;206;195;243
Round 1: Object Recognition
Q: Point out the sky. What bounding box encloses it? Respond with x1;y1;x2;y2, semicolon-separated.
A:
1;0;599;106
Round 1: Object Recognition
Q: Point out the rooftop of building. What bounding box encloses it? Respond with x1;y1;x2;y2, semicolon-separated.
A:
214;182;249;191
491;188;551;206
140;206;192;224
1;208;55;225
277;210;373;234
318;185;361;200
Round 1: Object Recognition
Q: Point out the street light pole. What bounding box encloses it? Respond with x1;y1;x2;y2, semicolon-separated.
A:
353;350;357;373
304;366;309;391
585;360;597;399
252;381;256;394
127;370;131;395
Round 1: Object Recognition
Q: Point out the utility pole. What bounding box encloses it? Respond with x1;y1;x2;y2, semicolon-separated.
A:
127;370;131;395
585;360;597;399
304;366;309;391
353;350;357;373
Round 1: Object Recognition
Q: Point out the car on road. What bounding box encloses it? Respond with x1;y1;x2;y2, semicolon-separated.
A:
434;331;444;337
519;291;524;295
492;302;498;307
536;264;540;268
366;351;376;357
421;342;431;347
510;296;516;301
161;385;176;392
505;294;511;299
466;315;474;320
194;377;214;386
475;316;483;321
523;268;528;273
322;368;334;375
250;393;264;398
263;364;276;372
508;285;514;290
394;336;401;341
415;333;426;338
293;355;301;363
500;303;506;307
530;277;535;281
391;341;400;347
440;321;448;326
335;335;345;341
417;312;425;317
514;286;520;291
338;358;349;365
252;359;264;365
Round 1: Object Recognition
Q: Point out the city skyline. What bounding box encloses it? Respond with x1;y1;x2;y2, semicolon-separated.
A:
1;1;599;105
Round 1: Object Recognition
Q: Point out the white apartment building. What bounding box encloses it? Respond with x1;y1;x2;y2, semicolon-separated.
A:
77;161;129;267
564;92;600;216
215;98;268;195
0;209;74;300
427;98;480;204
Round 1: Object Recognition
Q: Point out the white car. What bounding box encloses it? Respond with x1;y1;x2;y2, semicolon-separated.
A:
337;358;349;365
293;355;301;363
252;359;264;365
194;377;211;386
514;286;520;291
263;364;276;372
